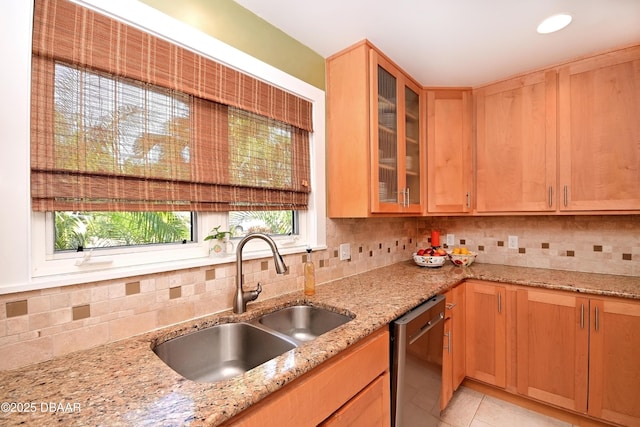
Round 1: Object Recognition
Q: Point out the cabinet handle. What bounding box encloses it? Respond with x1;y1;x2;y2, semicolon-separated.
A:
563;185;568;207
548;186;553;208
580;303;584;329
497;292;502;314
595;306;600;332
446;303;457;310
405;188;410;207
445;331;452;354
466;192;471;209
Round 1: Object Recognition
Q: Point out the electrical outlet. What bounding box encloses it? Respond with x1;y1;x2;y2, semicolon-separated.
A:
508;235;518;249
446;234;455;246
339;243;351;261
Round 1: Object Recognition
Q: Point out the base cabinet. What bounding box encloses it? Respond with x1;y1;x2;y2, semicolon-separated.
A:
465;280;507;388
223;328;390;427
587;297;640;426
516;289;589;412
441;283;465;410
516;288;640;426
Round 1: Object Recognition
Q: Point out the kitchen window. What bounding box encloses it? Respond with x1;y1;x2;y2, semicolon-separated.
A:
19;0;326;288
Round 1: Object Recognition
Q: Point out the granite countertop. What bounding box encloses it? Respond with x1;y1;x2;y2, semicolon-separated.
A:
0;262;638;426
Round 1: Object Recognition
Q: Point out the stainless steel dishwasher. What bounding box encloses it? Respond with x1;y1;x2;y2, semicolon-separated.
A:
390;294;446;427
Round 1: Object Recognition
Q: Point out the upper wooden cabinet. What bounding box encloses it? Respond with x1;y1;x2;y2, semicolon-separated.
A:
558;45;640;211
326;40;425;217
475;70;557;213
426;89;473;214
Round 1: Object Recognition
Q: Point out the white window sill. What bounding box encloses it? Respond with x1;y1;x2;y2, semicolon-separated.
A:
12;242;327;294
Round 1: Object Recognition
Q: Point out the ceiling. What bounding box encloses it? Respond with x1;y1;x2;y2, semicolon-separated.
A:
233;0;640;87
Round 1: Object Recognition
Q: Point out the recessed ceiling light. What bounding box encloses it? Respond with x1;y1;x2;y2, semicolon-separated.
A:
537;13;572;34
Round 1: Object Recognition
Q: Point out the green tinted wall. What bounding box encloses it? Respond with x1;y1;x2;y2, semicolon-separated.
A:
139;0;326;90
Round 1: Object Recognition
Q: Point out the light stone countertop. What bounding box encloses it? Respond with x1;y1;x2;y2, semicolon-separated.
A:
0;262;638;426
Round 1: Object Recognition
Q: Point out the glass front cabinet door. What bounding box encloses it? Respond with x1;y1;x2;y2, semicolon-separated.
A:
370;50;424;213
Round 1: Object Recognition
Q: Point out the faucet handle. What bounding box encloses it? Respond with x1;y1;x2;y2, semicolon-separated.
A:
242;282;263;306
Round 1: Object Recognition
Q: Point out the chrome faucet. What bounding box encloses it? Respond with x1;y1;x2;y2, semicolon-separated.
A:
234;233;288;314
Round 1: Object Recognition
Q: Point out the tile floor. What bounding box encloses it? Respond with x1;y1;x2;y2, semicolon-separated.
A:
439;386;572;427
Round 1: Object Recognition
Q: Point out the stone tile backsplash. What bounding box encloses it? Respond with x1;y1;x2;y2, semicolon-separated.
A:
0;215;638;370
417;215;640;277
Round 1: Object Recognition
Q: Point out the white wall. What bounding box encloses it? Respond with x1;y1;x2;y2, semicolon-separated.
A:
0;1;33;287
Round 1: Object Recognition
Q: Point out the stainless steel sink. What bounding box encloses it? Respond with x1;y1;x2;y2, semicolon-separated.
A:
153;322;296;383
257;305;353;342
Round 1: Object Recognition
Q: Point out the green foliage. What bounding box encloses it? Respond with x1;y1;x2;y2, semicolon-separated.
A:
54;212;86;250
204;225;231;241
54;211;191;251
229;210;292;236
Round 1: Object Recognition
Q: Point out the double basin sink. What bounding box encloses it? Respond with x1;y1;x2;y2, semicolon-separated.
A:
153;305;353;383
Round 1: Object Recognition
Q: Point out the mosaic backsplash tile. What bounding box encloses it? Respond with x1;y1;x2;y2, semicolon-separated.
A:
0;214;638;370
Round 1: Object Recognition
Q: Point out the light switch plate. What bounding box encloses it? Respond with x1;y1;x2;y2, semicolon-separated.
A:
508;235;518;249
446;234;455;246
339;243;351;261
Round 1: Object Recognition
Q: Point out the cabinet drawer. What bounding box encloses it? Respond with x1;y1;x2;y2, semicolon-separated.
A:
320;372;390;427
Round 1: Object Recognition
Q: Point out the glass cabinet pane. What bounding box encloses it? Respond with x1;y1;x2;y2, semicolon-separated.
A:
404;86;421;205
377;65;398;204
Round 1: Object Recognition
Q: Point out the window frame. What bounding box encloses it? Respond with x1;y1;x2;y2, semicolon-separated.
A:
1;0;325;293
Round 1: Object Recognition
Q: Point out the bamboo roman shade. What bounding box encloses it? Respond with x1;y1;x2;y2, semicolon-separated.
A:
31;0;312;212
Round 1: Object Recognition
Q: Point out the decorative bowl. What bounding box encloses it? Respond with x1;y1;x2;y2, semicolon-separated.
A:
412;253;447;268
447;251;477;267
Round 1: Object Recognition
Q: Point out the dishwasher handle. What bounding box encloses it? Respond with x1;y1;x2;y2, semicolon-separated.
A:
408;311;444;345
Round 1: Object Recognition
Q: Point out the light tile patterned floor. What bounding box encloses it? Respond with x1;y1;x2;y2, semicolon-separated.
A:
439;386;573;427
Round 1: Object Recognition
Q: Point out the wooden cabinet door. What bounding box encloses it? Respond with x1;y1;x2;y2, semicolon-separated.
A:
558;45;640;211
441;314;454;410
588;297;640;426
371;50;424;214
450;283;466;391
465;280;506;387
475;70;557;212
320;373;390;427
426;89;473;213
516;289;589;413
442;283;466;410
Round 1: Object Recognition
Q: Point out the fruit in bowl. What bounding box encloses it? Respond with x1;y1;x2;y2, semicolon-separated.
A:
447;247;477;267
417;247;447;256
413;249;447;268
